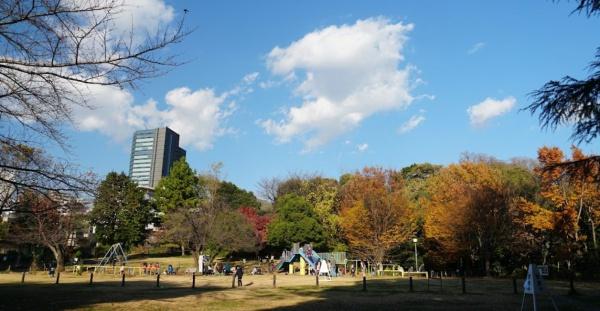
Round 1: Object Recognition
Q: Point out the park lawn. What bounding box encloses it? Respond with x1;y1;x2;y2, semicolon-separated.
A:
0;272;599;310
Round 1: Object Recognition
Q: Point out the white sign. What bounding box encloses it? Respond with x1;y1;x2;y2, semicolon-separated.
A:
523;264;545;294
199;255;205;274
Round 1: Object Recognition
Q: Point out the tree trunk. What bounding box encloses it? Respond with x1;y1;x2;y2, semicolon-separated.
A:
49;247;65;272
193;247;201;271
181;244;186;256
485;258;491;276
590;215;597;249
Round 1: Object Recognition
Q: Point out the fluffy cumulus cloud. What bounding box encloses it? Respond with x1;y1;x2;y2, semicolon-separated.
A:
72;75;254;150
260;18;416;151
467;96;516;127
398;115;425;134
64;0;241;151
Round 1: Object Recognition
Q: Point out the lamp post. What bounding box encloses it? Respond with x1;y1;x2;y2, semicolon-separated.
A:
412;238;418;271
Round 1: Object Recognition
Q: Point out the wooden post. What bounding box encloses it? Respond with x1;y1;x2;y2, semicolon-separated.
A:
192;272;196;289
21;272;25;283
569;272;576;295
362;276;367;292
316;274;319;287
232;274;236;288
409;276;413;292
156;274;160;288
273;274;276;288
461;275;466;294
512;277;517;294
55;272;60;284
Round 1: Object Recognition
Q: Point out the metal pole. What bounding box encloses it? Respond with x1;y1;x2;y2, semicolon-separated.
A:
156;274;160;288
21;272;25;283
362;276;367;291
461;275;466;294
192;272;196;289
414;242;418;271
121;273;125;287
409;276;414;292
89;272;94;285
316;274;319;287
273;273;276;288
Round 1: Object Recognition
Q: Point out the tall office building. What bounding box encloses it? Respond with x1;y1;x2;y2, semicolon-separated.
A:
129;127;186;188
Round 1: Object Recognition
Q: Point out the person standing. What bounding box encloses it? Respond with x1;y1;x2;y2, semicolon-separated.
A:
235;265;243;287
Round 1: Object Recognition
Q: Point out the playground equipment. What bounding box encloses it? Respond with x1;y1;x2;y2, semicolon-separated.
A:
276;243;321;275
94;243;128;273
276;243;347;276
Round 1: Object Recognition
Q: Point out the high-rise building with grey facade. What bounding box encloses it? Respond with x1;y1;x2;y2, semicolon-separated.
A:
129;127;186;188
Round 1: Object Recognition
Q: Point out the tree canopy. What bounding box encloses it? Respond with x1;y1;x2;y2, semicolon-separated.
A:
90;172;152;249
154;158;201;213
267;194;326;250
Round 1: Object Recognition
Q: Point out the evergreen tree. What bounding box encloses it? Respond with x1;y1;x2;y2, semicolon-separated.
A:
267;194;325;249
90;172;152;249
154;158;201;212
216;181;261;210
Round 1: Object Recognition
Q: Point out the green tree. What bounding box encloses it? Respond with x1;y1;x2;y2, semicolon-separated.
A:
267;194;326;250
154;158;201;213
90;172;152;249
216;181;261;209
207;210;257;257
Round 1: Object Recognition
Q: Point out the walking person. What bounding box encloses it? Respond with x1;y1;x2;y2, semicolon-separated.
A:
235;265;243;287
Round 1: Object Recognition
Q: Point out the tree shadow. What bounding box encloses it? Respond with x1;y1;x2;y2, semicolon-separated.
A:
267;278;600;311
0;279;223;310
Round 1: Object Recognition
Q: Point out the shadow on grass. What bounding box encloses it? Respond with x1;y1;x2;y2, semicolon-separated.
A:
267;278;600;311
0;279;222;310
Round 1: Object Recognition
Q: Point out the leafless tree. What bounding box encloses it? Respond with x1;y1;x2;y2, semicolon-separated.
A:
257;177;280;204
0;0;189;201
0;143;95;214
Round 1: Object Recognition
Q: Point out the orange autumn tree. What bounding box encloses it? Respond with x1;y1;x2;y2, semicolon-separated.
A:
569;147;600;250
535;146;600;264
536;146;580;264
339;167;415;265
425;161;514;274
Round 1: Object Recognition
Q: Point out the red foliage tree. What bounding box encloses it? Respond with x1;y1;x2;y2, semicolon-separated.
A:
239;206;271;251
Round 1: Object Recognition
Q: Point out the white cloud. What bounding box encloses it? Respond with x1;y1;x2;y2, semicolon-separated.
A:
72;75;254;150
114;0;175;35
243;72;260;84
398;115;425;134
467;42;485;55
260;18;416;151
356;143;369;152
467;96;516;127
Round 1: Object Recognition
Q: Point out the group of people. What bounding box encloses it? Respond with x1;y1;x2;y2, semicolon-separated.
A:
141;262;161;275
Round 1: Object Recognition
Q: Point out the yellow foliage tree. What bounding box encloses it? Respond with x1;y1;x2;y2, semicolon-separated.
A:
425;161;513;274
339;167;415;265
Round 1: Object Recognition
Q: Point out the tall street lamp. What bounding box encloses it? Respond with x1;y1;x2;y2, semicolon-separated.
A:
412;238;418;271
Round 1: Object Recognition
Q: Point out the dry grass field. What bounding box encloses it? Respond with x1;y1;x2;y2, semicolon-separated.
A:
0;270;599;311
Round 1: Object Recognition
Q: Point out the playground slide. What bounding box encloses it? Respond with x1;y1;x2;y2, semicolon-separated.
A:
275;247;322;272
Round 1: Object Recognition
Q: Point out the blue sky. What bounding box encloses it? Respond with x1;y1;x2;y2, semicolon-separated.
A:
63;0;600;194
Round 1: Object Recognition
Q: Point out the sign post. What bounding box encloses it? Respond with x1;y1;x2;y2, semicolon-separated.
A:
520;264;557;311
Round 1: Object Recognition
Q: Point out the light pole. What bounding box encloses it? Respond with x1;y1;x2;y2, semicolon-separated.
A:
412;238;418;271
